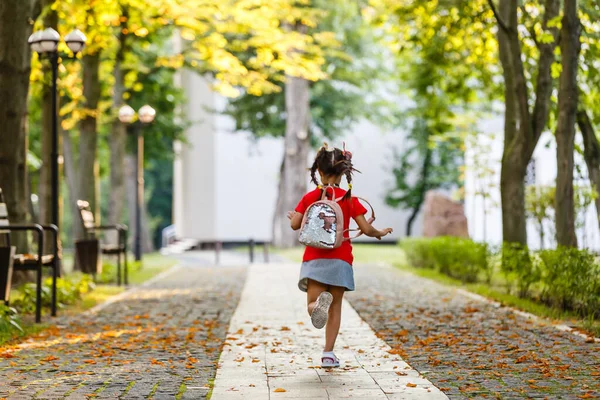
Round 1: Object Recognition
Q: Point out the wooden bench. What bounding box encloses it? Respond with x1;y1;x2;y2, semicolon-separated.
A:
0;188;59;323
77;200;128;285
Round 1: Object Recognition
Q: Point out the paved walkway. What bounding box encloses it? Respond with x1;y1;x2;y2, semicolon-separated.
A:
348;264;600;399
0;264;245;399
211;263;447;399
1;254;598;399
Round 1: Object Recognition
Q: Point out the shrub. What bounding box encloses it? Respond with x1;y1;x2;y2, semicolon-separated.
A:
400;237;490;283
433;237;490;283
12;273;95;314
500;243;542;298
538;247;600;317
97;262;116;284
400;238;437;269
0;303;22;333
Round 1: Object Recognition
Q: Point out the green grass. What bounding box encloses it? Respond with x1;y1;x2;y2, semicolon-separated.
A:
127;252;178;285
0;322;47;347
275;243;407;265
275;244;599;337
175;382;187;400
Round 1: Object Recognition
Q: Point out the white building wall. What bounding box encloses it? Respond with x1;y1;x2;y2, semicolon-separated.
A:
174;71;420;243
173;72;217;241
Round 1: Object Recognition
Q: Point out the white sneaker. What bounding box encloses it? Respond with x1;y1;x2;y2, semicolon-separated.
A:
311;291;333;329
321;351;340;368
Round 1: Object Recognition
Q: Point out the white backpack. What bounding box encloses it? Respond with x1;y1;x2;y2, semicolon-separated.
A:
298;186;375;249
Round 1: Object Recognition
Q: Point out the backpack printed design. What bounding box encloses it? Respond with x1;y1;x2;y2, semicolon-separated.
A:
298;186;375;250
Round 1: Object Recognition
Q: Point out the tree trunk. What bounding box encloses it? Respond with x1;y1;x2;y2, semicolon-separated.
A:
578;110;600;235
554;0;581;248
37;0;57;252
497;0;526;245
77;52;101;227
272;75;311;248
406;131;432;237
63;129;83;242
0;0;40;253
494;0;559;246
108;8;128;244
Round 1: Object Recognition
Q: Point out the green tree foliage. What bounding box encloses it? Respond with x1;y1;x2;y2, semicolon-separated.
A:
375;0;496;236
223;0;388;143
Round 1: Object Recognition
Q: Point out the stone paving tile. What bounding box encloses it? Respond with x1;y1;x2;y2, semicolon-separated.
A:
0;264;245;399
211;263;447;399
347;264;600;400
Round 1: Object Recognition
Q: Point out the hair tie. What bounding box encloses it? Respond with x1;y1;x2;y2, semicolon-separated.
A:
348;184;353;190
342;141;352;160
317;184;323;189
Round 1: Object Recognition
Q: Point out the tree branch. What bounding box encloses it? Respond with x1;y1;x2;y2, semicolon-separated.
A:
487;0;510;33
530;0;559;148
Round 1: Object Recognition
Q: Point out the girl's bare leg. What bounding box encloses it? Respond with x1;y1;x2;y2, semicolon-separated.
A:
325;285;345;352
306;279;328;316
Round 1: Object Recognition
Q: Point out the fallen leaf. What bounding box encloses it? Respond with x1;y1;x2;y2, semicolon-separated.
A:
281;326;291;331
578;393;595;399
274;388;286;393
396;372;408;376
406;383;417;388
515;354;528;364
41;355;59;362
234;357;245;362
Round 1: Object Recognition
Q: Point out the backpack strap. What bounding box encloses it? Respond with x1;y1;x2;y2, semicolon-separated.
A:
344;197;376;240
320;185;339;202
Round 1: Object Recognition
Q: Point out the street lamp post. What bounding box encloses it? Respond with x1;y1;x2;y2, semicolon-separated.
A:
28;28;86;229
118;105;156;263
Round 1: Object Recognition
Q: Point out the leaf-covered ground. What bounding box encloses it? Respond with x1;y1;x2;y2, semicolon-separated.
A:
0;265;246;399
347;264;600;400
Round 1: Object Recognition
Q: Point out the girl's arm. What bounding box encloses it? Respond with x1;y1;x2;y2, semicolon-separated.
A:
354;214;393;239
288;211;303;231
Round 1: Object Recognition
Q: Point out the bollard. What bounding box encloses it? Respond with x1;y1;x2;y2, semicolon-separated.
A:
216;241;222;265
249;239;255;263
263;242;269;263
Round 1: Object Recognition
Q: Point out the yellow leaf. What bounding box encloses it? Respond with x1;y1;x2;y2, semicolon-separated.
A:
274;388;286;392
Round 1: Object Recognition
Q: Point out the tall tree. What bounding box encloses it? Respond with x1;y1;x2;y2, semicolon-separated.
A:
578;110;600;234
554;0;581;247
108;6;128;243
273;71;311;248
77;50;101;233
0;0;41;250
490;0;559;246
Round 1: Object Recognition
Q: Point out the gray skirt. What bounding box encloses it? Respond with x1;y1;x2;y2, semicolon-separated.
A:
298;259;355;292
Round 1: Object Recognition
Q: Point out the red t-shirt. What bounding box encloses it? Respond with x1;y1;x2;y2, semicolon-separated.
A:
295;187;368;265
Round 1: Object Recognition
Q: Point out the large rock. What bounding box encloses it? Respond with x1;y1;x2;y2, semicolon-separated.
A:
422;191;469;238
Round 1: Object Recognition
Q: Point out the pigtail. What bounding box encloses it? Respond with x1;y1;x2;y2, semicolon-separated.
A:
343;169;353;200
309;158;320;186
